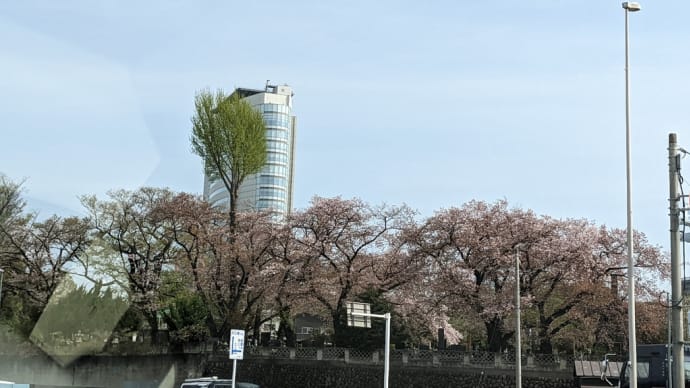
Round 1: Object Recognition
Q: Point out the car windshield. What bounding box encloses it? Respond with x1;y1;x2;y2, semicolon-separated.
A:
0;2;680;388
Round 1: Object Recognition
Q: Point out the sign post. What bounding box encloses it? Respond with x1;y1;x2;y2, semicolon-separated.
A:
229;329;245;388
346;302;391;388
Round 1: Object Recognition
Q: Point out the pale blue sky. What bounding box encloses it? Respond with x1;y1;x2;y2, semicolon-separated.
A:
1;1;689;252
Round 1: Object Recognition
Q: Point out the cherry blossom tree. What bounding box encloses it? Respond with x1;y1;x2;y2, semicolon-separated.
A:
0;176;94;340
409;200;668;353
81;188;180;341
0;213;90;337
5;216;90;306
287;196;419;346
549;227;668;353
153;192;280;340
262;219;313;346
409;200;520;351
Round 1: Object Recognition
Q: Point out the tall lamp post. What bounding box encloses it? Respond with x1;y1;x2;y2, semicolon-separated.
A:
0;268;4;308
622;2;641;388
515;244;527;388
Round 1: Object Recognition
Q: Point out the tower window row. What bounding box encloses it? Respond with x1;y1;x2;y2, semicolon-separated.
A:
258;199;287;212
267;141;289;152
263;112;290;128
260;104;290;114
259;187;287;200
266;129;289;140
262;164;288;176
259;176;287;186
267;151;288;164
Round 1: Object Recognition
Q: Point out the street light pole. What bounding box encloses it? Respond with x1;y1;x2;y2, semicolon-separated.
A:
348;310;391;388
622;2;641;388
515;248;522;388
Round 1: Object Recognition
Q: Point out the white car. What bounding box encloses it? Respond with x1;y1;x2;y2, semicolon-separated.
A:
180;377;259;388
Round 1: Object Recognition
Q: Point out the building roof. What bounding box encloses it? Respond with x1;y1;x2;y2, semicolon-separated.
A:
232;88;264;99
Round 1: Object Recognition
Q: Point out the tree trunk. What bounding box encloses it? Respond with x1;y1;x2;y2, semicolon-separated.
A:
485;317;508;352
537;334;554;354
205;310;220;338
229;185;238;231
332;309;349;347
144;312;160;344
251;311;262;346
278;306;296;347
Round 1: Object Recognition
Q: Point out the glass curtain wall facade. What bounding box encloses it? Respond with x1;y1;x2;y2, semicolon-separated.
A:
203;84;296;217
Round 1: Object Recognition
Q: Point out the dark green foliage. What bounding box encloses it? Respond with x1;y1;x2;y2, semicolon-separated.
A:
30;282;129;343
0;292;43;339
159;271;209;344
114;304;144;334
166;294;210;344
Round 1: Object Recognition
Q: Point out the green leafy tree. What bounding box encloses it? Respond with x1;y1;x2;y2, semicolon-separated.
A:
158;271;209;345
191;89;267;227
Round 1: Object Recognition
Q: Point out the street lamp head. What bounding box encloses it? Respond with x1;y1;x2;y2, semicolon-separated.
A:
622;2;641;12
514;243;529;252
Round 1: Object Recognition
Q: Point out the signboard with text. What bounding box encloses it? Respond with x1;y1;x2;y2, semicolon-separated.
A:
229;329;245;360
346;301;372;328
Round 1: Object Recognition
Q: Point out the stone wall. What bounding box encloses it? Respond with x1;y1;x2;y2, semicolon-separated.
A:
0;353;574;388
206;358;575;388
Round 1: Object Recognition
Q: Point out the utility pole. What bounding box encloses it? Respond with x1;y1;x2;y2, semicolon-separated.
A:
668;132;684;387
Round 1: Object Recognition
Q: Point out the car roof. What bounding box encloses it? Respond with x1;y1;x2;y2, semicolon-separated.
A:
182;377;232;387
181;377;259;388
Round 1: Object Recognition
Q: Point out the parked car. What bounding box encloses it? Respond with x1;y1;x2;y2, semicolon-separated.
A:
180;377;259;388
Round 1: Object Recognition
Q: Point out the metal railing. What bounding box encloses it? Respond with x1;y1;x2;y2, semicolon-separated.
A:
0;336;576;372
235;346;576;371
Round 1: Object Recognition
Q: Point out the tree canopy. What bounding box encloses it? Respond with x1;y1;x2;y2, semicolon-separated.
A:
0;175;670;355
191;89;267;226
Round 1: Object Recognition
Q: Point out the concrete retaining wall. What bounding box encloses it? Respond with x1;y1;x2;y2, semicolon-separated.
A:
0;354;204;388
0;354;574;388
206;357;575;388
